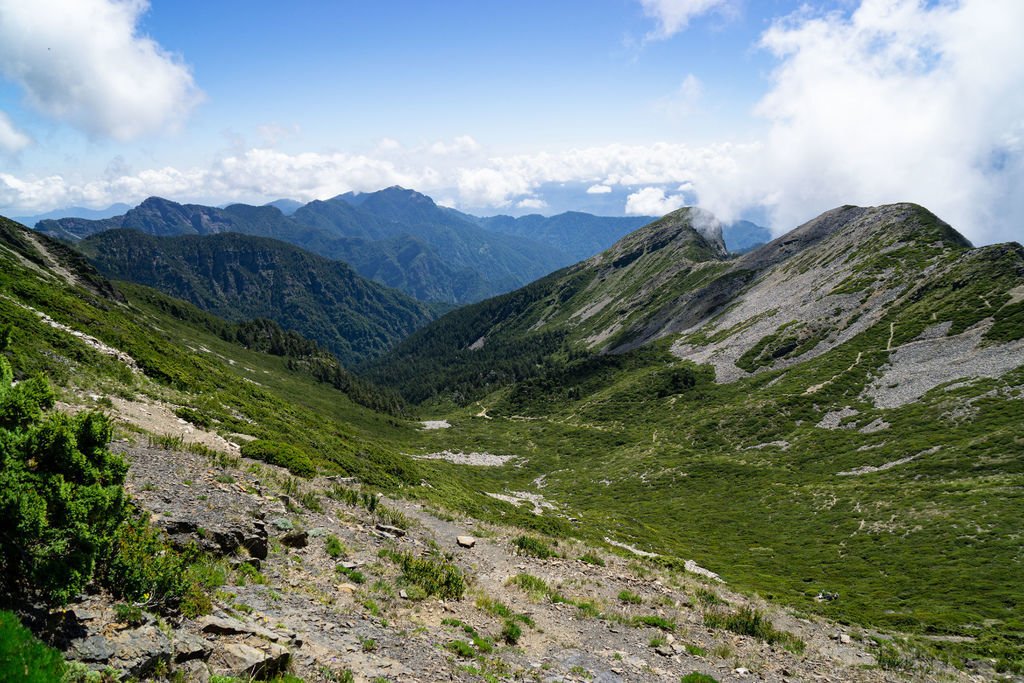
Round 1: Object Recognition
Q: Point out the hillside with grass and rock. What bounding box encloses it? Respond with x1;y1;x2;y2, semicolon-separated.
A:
365;202;1024;676
1;204;1023;682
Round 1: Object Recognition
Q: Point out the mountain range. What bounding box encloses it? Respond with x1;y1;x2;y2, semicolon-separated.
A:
34;189;625;304
34;188;770;304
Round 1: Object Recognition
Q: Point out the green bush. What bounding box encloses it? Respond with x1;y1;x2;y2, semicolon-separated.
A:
632;615;676;631
681;673;719;683
512;535;556;559
336;566;366;584
240;440;316;478
508;573;551;598
501;620;522;644
324;534;346;559
703;606;804;653
618;590;643;605
0;336;128;604
445;639;475;658
0;610;66;681
383;549;465;600
102;513;205;614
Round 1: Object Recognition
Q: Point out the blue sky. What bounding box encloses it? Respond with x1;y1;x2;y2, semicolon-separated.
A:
0;0;1022;244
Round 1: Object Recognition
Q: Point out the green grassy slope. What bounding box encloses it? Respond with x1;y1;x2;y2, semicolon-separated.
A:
0;216;420;486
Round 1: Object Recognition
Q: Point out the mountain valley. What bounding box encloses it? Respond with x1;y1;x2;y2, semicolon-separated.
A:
1;199;1022;682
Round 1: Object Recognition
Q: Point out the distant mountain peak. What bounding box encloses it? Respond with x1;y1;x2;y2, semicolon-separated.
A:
263;198;303;215
599;206;728;268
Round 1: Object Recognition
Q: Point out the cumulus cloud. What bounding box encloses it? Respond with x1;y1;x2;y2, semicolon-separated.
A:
0;140;749;215
639;0;730;41
429;135;481;155
0;148;437;214
0;112;31;153
586;184;613;194
0;0;201;141
694;0;1024;244
625;187;686;215
516;197;547;210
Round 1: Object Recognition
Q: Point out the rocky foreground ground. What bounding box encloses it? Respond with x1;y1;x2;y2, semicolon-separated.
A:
35;439;989;682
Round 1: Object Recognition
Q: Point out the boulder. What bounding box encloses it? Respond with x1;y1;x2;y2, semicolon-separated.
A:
280;529;308;548
456;535;476;548
69;635;115;663
173;631;213;662
108;625;172;678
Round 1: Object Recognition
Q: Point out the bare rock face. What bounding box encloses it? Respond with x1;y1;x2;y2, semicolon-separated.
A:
209;641;289;679
60;600;173;678
116;443;271;560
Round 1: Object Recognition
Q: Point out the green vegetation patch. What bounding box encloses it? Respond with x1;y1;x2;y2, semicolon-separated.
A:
383;549;465;600
0;610;67;682
703;606;804;653
512;535;557;559
735;321;827;372
240;440;316;478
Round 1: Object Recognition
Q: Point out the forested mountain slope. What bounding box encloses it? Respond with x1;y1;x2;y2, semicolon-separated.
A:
78;229;434;365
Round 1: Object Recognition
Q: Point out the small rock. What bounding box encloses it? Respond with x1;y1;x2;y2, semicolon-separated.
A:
176;660;211;683
280;530;308;548
456;535;476;548
399;589;409;599
734;667;751;677
839;633;853;644
197;615;288;643
375;523;406;537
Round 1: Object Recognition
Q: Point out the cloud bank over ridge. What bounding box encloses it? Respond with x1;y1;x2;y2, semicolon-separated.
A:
0;0;1022;246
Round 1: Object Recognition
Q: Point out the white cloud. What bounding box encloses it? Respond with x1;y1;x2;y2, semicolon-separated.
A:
516;197;547;210
0;112;31;153
694;0;1024;244
0;0;201;141
655;73;703;117
586;184;613;194
639;0;729;41
429;135;481;155
625;187;686;216
0;140;748;215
